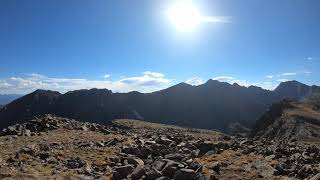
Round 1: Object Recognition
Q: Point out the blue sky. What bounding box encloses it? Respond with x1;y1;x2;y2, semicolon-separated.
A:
0;0;319;94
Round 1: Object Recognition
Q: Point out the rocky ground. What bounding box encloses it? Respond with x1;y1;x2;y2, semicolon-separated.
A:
0;114;319;179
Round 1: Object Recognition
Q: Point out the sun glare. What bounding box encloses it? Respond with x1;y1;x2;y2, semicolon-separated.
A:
167;1;201;32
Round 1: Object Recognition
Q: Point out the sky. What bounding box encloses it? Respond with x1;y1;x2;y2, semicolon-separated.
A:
0;0;319;94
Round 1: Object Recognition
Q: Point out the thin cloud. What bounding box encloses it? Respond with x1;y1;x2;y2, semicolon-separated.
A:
212;76;234;82
281;72;296;76
277;79;289;82
212;76;253;87
307;57;313;60
103;74;111;78
265;75;273;79
304;71;312;74
185;77;204;86
200;16;231;23
0;72;172;94
257;82;277;90
212;76;278;90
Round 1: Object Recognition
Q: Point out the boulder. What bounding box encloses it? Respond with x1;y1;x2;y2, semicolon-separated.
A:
164;153;185;161
127;157;144;166
146;168;162;179
173;168;196;180
152;160;166;171
162;161;183;178
310;173;320;180
113;165;134;179
131;165;146;180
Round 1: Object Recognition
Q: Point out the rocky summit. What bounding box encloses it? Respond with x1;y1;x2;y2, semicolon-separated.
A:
0;114;319;179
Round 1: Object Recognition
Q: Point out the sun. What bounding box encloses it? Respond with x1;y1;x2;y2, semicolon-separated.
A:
167;1;201;32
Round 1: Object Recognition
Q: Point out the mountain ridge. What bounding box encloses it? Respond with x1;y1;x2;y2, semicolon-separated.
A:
1;80;319;132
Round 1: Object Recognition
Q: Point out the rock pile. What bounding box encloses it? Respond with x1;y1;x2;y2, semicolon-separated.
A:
0;114;111;136
0;115;319;179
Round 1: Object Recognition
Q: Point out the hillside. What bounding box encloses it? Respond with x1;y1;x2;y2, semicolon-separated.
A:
253;95;320;145
0;115;319;179
1;80;319;132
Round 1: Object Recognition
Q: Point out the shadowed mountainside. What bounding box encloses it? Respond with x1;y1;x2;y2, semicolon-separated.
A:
0;80;319;132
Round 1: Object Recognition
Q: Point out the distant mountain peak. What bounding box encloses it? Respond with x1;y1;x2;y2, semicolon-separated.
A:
32;89;61;95
274;80;320;100
277;80;306;87
162;82;192;91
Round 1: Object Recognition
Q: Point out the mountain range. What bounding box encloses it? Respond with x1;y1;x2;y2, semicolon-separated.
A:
0;80;319;132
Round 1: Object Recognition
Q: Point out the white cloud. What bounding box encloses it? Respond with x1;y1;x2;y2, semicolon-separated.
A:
103;74;111;78
0;72;172;94
185;77;204;86
277;79;289;82
281;72;296;76
265;75;273;79
307;57;313;60
257;82;277;90
212;76;279;90
212;76;253;87
0;81;12;88
212;76;234;82
304;71;312;75
119;71;169;86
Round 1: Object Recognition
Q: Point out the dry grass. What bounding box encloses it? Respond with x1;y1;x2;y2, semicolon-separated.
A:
196;150;279;180
114;119;225;141
0;129;127;179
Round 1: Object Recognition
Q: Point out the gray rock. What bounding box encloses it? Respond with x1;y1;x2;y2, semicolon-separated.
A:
173;168;196;180
164;153;185;161
38;152;50;160
211;162;220;174
20;145;37;156
131;165;146;180
146;167;162;180
156;177;170;180
127;157;144;166
65;157;85;169
188;161;202;172
274;162;290;175
113;165;134;179
162;161;183;178
157;137;174;145
95;141;105;147
84;164;93;175
152;160;166;171
23;129;31;137
81;125;88;131
310;173;320;180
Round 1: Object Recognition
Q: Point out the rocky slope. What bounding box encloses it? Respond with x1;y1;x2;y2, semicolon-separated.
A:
1;80;319;133
0;115;319;179
252;96;320;145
